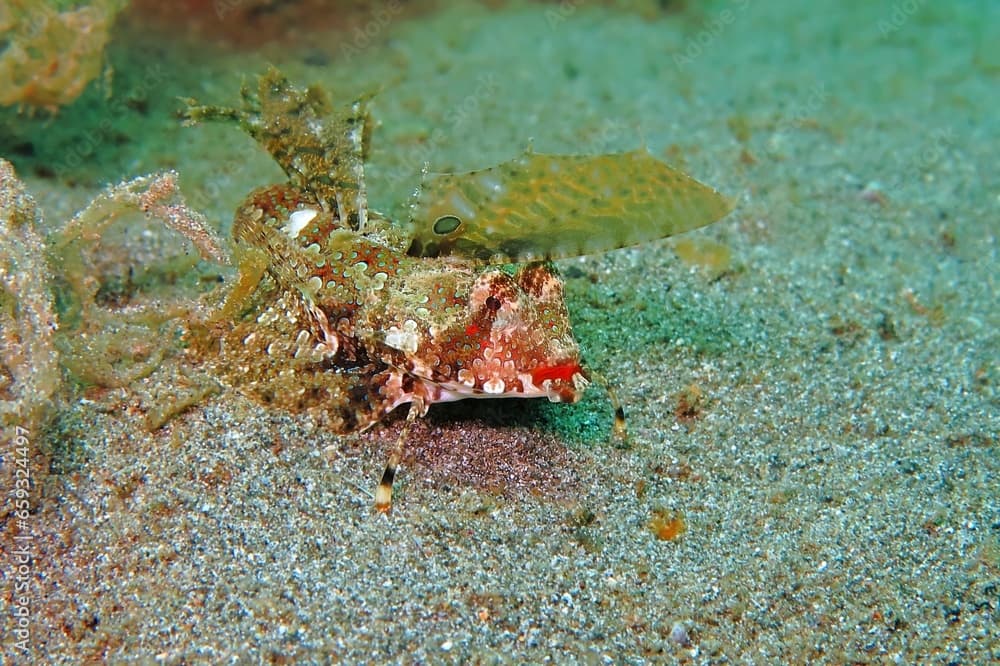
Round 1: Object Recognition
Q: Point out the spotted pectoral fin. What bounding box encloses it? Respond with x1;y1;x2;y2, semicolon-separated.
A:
407;149;735;263
208;290;382;433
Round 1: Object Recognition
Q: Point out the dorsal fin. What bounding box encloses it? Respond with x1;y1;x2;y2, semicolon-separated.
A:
183;67;372;230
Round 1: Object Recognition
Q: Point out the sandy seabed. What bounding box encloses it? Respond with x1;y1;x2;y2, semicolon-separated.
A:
1;1;997;663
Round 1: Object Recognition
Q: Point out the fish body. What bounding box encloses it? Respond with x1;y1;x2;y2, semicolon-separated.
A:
184;68;733;506
216;181;587;434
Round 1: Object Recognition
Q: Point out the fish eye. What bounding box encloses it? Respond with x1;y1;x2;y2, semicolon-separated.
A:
433;215;462;235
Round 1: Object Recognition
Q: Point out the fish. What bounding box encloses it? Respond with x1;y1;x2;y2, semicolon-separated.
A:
183;68;733;510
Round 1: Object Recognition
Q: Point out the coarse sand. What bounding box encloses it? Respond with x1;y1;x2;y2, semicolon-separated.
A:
1;1;997;663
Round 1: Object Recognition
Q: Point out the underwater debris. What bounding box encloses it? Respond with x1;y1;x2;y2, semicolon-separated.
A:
183;68;734;509
648;507;687;541
673;382;708;423
0;0;129;111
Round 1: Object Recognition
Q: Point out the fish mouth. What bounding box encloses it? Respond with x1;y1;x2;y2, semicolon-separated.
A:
419;360;590;405
530;360;589;403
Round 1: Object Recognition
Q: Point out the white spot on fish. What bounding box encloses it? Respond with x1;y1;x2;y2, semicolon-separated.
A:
385;323;419;354
282;208;318;238
458;368;476;387
483;377;506;394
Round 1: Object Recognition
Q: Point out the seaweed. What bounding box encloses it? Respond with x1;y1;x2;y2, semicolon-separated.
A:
1;157;230;476
48;170;228;389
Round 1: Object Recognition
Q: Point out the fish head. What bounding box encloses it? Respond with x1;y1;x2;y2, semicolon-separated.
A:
375;260;589;406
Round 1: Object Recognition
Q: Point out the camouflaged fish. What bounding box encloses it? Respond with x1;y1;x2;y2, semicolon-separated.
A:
183;68;733;510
